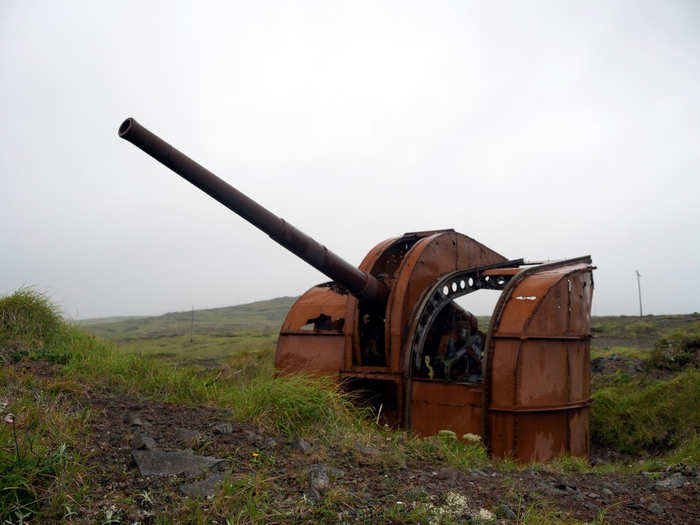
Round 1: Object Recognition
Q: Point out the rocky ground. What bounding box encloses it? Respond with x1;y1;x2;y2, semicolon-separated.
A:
5;354;699;524
67;386;697;524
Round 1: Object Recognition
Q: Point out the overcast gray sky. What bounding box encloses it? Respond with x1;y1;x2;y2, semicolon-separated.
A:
1;1;698;319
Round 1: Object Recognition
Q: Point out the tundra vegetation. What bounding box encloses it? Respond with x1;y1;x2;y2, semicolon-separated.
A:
1;289;698;524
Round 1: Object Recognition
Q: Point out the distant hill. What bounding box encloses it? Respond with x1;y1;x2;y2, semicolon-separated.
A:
78;315;147;326
81;295;699;349
79;296;298;340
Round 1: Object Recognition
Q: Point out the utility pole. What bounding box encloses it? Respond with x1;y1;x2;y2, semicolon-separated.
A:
636;270;643;317
190;306;194;343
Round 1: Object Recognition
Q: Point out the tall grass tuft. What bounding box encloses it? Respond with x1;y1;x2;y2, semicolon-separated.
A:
230;374;364;437
0;289;62;348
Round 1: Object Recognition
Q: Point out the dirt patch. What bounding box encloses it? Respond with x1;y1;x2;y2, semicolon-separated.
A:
12;358;61;377
1;345;61;376
592;336;654;349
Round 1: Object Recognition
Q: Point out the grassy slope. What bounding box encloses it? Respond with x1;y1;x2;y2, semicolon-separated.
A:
77;315;145;326
592;314;700;348
119;333;279;368
79;296;297;340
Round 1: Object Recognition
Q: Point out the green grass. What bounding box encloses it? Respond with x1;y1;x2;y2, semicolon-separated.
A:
0;368;87;522
0;289;62;349
590;346;651;360
591;368;699;455
60;330;361;439
118;332;278;368
403;431;490;470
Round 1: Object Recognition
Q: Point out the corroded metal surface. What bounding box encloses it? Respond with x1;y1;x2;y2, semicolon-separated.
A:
410;381;482;438
483;259;594;462
120;117;595;462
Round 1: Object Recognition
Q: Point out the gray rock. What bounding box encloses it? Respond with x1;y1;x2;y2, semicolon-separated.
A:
355;444;380;456
244;429;263;445
326;466;346;478
265;437;278;448
668;462;695;476
587;492;600;499
540;483;568;498
591;357;606;373
128;412;147;426
179;473;226;498
469;469;488;477
601;487;614;497
309;463;330;496
132;450;227;477
498;503;517;519
436;467;458;482
647;503;664;515
214;461;230;472
655;472;685;490
132;433;157;451
213;423;234;435
174;427;202;443
291;437;312;453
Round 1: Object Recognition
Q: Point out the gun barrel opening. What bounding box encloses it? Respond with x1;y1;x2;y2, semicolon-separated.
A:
118;118;134;138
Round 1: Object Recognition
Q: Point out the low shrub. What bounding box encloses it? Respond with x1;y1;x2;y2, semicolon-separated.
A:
664;435;700;464
591;368;700;455
648;327;700;371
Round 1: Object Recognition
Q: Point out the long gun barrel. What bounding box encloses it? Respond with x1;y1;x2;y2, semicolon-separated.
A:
118;118;388;304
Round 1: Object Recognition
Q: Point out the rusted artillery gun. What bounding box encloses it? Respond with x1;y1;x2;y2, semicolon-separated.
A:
119;118;595;462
